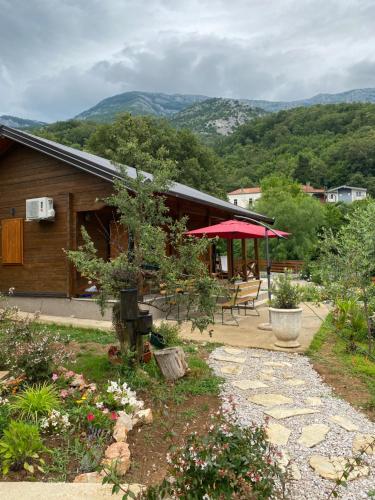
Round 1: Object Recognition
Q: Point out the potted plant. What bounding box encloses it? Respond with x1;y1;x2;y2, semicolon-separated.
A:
269;271;302;348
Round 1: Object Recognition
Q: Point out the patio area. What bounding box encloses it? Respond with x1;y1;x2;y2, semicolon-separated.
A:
162;302;330;352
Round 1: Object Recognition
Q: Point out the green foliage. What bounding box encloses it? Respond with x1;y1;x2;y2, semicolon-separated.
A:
34;120;98;149
145;411;285;499
152;322;180;347
87;113;226;197
217;103;375;197
11;383;60;424
0;401;10;438
319;200;375;353
254;175;325;260
271;271;302;309
333;299;368;343
0;421;47;475
0;311;73;382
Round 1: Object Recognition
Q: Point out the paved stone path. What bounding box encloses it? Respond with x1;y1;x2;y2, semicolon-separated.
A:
210;346;375;500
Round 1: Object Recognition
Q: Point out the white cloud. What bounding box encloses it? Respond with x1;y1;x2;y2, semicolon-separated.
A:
1;0;374;120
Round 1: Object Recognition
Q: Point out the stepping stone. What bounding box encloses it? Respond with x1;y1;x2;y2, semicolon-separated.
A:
298;424;330;447
305;397;322;406
213;353;246;364
330;415;358;431
265;407;319;420
248;351;262;358
224;347;244;356
264;361;292;368
285;379;305;387
309;454;369;481
232;380;268;390
352;434;375;455
260;369;274;375
248;393;293;407
259;373;277;382
221;365;243;375
266;423;291;445
281;371;294;379
278;453;301;480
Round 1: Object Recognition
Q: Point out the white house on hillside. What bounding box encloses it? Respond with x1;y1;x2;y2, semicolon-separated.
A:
228;184;325;208
325;185;367;203
227;187;262;208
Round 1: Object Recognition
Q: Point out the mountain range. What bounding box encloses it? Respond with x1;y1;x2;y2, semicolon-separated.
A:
4;88;375;134
0;115;46;129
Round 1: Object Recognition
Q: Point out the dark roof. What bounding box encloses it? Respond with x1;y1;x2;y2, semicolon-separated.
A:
0;125;272;223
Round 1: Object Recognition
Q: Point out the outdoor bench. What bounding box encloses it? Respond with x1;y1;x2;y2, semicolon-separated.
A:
221;279;262;325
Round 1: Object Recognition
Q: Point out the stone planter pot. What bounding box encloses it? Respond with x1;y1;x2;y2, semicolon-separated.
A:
269;307;303;348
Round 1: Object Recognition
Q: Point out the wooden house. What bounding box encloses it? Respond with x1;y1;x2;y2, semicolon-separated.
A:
0;125;271;299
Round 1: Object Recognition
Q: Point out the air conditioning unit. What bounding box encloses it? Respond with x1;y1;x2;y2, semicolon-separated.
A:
26;197;55;221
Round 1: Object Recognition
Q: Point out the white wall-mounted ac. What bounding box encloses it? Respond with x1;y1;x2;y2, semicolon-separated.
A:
26;197;55;221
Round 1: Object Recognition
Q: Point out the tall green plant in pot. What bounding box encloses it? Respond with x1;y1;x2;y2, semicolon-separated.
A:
270;271;303;348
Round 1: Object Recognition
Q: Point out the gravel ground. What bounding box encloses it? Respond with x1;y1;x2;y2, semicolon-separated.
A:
209;346;375;500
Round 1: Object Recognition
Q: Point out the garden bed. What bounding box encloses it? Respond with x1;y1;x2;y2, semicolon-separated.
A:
308;316;375;421
0;318;223;487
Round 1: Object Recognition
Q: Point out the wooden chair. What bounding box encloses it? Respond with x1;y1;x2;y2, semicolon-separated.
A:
221;279;262;325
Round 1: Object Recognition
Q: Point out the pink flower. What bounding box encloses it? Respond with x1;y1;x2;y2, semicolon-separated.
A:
87;413;95;422
110;412;118;421
52;373;59;381
66;370;75;378
60;389;69;399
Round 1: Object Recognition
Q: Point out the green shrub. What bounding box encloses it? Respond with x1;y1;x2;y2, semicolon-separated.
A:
0;421;47;475
0;398;10;438
144;413;285;499
0;314;73;382
271;271;301;309
11;383;60;424
152;322;180;347
334;298;368;342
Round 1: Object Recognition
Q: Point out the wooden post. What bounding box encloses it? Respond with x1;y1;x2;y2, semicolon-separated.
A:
241;239;247;281
227;239;234;279
253;238;260;279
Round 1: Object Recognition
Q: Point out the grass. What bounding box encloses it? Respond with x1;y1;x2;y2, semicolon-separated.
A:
38;322;115;345
308;314;375;413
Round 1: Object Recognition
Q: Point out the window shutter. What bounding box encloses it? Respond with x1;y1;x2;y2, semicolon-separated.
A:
1;218;23;265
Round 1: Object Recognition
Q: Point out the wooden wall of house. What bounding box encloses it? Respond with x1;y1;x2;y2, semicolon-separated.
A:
0;143;113;296
0;142;233;297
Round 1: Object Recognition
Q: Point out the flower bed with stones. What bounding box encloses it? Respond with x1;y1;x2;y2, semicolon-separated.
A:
0;368;152;486
209;346;375;500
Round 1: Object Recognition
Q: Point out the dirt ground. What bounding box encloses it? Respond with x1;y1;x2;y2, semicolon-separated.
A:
312;337;375;421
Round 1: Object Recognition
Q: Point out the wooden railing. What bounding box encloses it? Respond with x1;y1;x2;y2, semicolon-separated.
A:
258;259;304;273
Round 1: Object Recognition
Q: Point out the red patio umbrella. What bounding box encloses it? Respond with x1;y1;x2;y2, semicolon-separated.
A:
186;219;289;239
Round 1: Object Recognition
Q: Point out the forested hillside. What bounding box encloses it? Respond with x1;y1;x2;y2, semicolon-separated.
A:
32;103;375;198
34;114;226;198
216;103;375;195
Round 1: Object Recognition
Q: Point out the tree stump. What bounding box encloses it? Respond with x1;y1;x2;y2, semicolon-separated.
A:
153;347;188;381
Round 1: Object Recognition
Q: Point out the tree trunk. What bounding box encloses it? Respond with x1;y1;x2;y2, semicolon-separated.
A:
154;347;188;381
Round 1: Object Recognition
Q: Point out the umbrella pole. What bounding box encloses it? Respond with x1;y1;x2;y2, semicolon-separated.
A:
265;228;272;325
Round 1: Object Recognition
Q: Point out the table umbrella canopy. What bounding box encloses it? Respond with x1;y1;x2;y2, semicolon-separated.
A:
186;219;289;239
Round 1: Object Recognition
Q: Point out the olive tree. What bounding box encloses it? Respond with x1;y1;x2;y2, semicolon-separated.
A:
67;161;221;357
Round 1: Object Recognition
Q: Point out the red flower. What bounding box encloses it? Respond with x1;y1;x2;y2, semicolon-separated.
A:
110;411;118;421
87;412;95;422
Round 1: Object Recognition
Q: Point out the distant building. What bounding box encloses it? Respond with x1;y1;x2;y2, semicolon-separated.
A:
227;187;262;208
325;185;367;203
228;184;325;208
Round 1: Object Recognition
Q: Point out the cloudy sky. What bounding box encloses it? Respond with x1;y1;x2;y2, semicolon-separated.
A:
1;0;375;122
